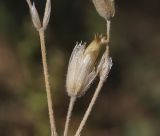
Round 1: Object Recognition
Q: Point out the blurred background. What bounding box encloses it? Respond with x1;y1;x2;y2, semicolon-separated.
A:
0;0;160;136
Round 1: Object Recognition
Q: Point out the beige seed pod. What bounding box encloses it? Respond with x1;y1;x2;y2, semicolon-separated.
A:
66;36;103;97
92;0;115;20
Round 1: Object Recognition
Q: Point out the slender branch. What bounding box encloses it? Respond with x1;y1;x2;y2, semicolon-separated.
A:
38;29;58;136
74;80;104;136
106;20;111;43
63;96;76;136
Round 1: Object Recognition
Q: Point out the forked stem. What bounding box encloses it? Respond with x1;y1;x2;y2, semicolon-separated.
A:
74;80;104;136
39;29;58;136
63;96;76;136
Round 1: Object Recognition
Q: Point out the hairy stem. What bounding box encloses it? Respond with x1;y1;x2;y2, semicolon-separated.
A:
63;96;76;136
106;20;111;43
74;80;104;136
39;29;57;136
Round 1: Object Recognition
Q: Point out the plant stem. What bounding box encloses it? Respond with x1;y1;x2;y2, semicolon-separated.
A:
63;96;76;136
106;20;111;43
38;29;57;136
74;80;104;136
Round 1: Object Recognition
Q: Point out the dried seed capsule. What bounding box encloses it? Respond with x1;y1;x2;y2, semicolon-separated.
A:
92;0;115;20
66;36;102;97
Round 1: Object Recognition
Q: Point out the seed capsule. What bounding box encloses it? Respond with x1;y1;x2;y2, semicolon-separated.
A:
92;0;115;20
66;36;102;97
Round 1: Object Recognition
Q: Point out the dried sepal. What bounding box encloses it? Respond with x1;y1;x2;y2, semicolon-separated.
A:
43;0;51;30
26;0;42;30
26;0;51;31
66;42;86;97
30;3;42;30
92;0;115;20
97;46;112;81
80;69;97;96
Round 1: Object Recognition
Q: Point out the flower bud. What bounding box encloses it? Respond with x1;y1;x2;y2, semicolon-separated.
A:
66;36;103;97
92;0;115;20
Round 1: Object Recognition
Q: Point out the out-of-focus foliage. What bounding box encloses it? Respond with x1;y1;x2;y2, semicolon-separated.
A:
0;0;160;136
